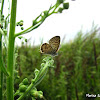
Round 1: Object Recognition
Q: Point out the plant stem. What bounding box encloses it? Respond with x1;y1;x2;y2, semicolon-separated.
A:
14;3;59;38
17;83;33;100
7;0;17;100
18;62;49;100
0;33;3;100
1;0;4;15
93;41;98;70
14;21;43;38
0;1;3;99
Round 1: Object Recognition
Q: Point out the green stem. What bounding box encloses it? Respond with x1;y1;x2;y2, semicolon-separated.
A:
0;73;3;100
1;0;4;15
15;25;33;37
7;0;17;100
14;21;43;38
0;29;8;76
0;1;4;99
0;33;3;100
17;83;33;100
14;3;59;38
17;62;49;100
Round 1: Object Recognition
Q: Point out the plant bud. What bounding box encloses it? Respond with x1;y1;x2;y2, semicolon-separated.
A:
3;29;7;35
63;3;69;9
39;94;43;98
16;22;20;26
41;63;45;67
32;20;37;26
1;15;4;20
25;39;27;42
44;10;48;17
31;91;38;97
20;20;23;22
19;22;23;26
19;85;27;92
0;23;1;28
58;7;63;13
21;27;24;30
0;23;3;28
18;36;23;39
22;78;29;85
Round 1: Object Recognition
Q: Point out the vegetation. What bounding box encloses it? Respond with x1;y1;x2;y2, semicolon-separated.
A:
1;0;100;100
0;0;69;100
14;27;100;100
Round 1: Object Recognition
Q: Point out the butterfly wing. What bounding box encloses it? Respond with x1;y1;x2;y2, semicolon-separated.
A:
40;43;54;54
49;36;60;52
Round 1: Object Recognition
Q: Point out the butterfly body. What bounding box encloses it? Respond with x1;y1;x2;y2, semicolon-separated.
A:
40;36;60;56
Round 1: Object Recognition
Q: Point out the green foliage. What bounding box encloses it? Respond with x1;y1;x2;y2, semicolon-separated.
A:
15;28;100;100
0;0;69;99
14;57;54;100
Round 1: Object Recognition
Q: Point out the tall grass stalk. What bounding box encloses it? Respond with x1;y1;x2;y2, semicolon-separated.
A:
0;0;4;99
7;0;17;100
0;30;3;100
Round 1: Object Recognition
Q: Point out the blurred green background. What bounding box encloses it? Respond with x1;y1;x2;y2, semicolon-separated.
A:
12;28;100;100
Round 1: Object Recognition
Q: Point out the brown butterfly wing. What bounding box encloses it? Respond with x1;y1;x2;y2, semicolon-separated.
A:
40;43;54;54
49;36;60;52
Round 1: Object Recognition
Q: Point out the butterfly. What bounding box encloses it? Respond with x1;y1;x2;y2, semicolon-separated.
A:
40;36;60;56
